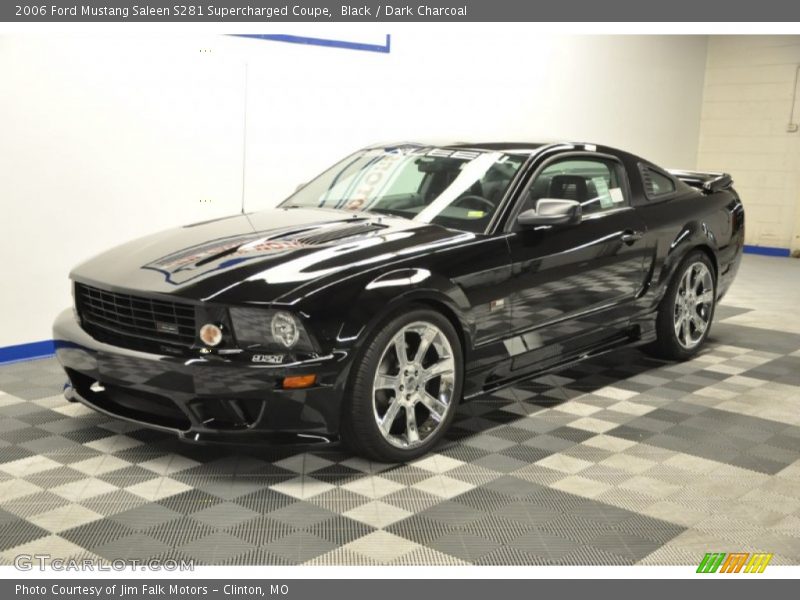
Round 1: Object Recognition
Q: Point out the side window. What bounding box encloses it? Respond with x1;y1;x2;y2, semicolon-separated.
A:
523;158;628;216
642;167;676;197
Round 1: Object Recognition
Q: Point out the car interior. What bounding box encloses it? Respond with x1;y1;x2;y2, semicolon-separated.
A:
364;155;525;232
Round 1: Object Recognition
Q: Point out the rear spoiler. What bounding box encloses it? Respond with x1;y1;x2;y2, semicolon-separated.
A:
668;170;733;194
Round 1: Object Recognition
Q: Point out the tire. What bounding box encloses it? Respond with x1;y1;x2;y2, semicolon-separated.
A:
340;307;464;462
647;250;716;361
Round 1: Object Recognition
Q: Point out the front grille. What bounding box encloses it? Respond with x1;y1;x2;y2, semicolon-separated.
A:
75;283;196;352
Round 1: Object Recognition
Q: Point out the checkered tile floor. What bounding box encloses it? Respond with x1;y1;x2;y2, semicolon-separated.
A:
1;258;799;565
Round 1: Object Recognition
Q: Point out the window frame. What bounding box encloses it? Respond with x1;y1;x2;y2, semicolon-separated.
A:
503;151;633;232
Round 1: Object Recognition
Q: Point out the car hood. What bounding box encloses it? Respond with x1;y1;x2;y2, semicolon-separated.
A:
71;207;472;303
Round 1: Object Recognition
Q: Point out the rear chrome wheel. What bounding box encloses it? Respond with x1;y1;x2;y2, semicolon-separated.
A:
341;307;463;462
673;261;714;350
372;322;456;449
647;250;716;361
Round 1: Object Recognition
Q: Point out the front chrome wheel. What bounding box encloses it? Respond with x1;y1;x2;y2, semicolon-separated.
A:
673;261;714;350
372;321;456;449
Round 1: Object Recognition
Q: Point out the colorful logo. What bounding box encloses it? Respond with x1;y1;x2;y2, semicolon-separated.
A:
697;552;773;573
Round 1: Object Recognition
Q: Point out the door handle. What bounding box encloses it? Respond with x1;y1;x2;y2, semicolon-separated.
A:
620;230;644;244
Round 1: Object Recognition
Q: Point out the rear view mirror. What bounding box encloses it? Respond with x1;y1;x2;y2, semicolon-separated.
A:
517;199;582;227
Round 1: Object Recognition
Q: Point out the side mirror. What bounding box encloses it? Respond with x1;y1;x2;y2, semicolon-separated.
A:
517;199;582;227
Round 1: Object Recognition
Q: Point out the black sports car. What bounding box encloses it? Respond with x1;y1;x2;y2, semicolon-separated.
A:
54;141;744;461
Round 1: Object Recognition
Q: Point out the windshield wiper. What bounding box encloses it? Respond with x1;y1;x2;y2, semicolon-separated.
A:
281;204;413;221
361;207;413;220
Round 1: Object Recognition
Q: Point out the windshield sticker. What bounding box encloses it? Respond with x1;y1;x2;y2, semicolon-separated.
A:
342;152;407;211
370;146;485;161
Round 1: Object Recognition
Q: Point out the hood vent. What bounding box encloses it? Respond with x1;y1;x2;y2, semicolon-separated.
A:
288;221;388;245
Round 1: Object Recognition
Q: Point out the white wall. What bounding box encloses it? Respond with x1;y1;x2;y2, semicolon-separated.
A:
0;35;247;349
240;30;708;210
696;35;800;252
0;30;709;348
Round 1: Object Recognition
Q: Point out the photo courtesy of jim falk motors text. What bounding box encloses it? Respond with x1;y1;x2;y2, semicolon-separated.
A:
15;583;289;597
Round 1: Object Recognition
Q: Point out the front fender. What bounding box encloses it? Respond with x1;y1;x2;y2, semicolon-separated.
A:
335;268;472;355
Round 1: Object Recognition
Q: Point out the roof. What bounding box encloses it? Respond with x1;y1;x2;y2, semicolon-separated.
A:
445;141;550;152
366;140;553;154
363;140;636;160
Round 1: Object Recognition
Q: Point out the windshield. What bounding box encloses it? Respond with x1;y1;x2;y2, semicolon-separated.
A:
280;146;526;233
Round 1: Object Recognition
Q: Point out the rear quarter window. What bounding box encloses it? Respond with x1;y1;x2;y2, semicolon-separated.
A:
641;166;677;198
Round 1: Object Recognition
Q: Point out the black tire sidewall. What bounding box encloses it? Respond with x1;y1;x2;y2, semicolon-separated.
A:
342;307;464;462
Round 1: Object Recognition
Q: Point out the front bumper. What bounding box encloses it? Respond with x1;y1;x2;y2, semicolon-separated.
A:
53;308;349;444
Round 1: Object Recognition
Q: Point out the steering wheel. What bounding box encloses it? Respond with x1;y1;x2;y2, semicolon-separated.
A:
452;195;495;213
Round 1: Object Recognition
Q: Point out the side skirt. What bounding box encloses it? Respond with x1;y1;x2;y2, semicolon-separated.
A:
463;329;653;400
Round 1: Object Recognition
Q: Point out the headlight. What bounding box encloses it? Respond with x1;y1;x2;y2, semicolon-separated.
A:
229;307;315;352
271;311;299;348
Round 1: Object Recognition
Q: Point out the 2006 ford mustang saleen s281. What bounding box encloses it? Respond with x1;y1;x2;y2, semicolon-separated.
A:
54;141;744;461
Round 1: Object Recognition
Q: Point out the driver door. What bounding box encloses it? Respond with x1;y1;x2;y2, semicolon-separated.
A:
503;154;650;371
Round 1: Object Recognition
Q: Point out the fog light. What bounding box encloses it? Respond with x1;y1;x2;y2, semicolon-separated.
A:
282;374;317;389
199;323;223;347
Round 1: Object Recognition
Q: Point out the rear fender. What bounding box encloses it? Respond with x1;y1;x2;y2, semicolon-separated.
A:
656;221;719;302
